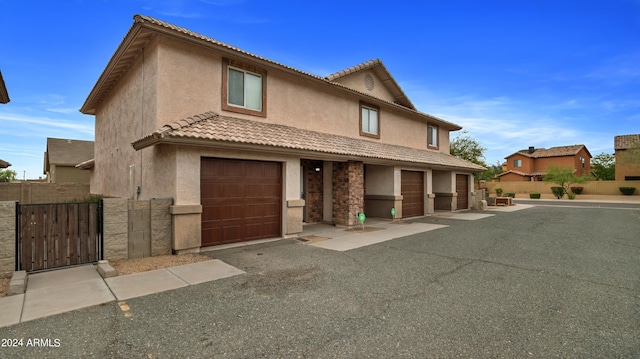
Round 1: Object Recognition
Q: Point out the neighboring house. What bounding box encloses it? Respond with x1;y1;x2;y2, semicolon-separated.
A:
615;134;640;181
0;70;10;167
44;138;94;183
0;70;9;104
80;15;485;252
497;145;592;182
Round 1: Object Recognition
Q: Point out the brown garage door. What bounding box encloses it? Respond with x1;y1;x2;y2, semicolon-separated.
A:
401;170;424;218
456;174;469;210
201;158;282;247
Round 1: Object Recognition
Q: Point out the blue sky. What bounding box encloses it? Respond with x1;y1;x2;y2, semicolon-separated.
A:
1;0;639;179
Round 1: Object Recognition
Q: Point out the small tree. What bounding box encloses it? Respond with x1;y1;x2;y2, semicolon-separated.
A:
450;130;487;167
0;169;17;182
591;152;615;180
543;165;587;199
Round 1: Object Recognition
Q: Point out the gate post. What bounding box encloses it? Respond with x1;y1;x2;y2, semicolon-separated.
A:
0;201;17;278
15;201;19;271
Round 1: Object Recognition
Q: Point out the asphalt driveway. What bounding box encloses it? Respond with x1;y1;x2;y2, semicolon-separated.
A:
1;205;638;358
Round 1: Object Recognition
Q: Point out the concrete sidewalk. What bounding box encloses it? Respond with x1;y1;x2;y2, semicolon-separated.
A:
0;259;245;328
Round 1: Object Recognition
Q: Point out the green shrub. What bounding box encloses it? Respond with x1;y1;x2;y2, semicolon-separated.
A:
570;186;583;194
568;192;577;200
551;186;565;199
619;187;636;196
529;193;541;199
495;188;503;197
505;192;516;198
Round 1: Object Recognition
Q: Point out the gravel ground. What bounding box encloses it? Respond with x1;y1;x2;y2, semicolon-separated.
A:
109;253;213;276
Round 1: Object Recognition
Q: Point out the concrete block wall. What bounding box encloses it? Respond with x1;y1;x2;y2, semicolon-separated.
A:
128;200;151;259
126;198;172;258
0;202;16;278
150;198;172;256
103;198;129;262
0;183;90;204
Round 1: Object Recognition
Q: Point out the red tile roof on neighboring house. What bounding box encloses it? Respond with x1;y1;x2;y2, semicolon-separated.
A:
81;15;460;130
0;70;9;104
614;134;640;150
132;112;486;172
505;144;591;159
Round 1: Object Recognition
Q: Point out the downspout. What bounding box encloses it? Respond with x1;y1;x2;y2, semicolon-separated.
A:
138;47;144;199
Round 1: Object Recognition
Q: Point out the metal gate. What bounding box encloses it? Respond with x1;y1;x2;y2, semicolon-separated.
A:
16;201;103;272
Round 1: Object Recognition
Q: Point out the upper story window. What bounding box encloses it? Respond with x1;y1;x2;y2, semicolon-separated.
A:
222;58;267;117
360;102;380;138
514;159;522;167
427;125;439;149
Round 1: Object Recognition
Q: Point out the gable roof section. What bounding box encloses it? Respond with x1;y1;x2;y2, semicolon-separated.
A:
615;134;640;150
0;70;9;104
505;145;591;159
80;15;460;130
326;59;415;109
45;138;95;169
132;112;485;172
0;159;10;168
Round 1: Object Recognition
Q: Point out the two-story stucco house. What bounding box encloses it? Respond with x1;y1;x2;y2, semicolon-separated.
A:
614;134;640;181
497;145;592;182
80;15;485;253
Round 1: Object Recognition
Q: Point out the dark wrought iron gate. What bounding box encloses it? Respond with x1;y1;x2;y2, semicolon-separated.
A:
16;201;103;272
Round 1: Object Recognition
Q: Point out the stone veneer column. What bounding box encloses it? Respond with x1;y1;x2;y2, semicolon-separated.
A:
332;161;364;226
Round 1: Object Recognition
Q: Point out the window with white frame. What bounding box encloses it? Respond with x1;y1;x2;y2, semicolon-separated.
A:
428;125;438;148
514;159;522;167
360;102;380;138
222;58;266;116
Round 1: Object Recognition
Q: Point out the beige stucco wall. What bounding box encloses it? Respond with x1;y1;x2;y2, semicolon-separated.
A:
54;166;90;184
616;149;640;180
433;170;453;192
365;165;395;195
91;37;159;199
151;36;454;154
330;69;397;103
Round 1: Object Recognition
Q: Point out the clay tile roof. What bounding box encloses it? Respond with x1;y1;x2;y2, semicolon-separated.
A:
615;134;640;150
507;144;590;159
0;70;9;104
0;159;10;168
132;112;485;172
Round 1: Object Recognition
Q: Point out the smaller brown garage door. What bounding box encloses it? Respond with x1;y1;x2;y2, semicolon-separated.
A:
201;158;282;247
456;174;469;210
401;170;424;218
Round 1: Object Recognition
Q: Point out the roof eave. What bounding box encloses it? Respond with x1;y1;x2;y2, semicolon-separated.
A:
133;134;484;172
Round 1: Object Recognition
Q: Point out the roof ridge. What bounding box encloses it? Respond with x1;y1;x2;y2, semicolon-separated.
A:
325;59;381;81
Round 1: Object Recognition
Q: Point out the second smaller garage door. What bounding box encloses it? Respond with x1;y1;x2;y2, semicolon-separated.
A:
456;174;469;210
401;170;424;218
